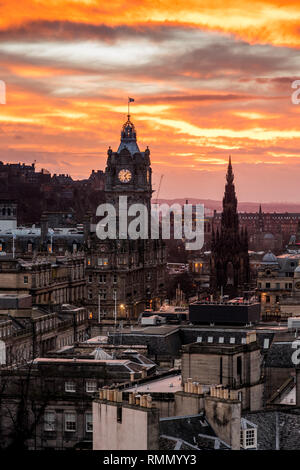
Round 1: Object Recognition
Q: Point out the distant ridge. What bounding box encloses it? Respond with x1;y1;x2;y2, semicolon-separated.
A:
155;199;300;214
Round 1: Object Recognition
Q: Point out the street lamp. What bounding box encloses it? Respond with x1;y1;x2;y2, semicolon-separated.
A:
120;303;125;319
113;290;117;328
49;228;54;253
12;231;16;258
98;291;101;324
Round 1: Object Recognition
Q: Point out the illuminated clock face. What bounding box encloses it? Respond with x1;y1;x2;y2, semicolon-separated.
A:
118;169;132;183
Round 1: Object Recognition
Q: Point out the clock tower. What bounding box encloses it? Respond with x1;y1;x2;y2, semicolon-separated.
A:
105;115;152;209
86;114;166;321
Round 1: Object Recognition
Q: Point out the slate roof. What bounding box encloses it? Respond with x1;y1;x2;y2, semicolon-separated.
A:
243;409;300;450
265;342;295;368
159;413;230;450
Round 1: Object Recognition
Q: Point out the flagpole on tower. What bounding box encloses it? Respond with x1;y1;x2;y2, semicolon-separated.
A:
128;97;134;118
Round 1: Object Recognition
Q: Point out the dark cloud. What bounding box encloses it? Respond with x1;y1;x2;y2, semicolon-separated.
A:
0;20;178;43
139;93;282;103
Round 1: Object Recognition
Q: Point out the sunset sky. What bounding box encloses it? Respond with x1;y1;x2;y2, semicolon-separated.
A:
0;0;300;202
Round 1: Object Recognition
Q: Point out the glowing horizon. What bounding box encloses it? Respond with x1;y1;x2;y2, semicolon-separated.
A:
0;1;300;202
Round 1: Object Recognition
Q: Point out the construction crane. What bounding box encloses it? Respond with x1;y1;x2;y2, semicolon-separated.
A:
155;174;164;204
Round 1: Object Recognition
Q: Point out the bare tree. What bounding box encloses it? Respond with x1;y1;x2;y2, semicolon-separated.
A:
0;353;51;450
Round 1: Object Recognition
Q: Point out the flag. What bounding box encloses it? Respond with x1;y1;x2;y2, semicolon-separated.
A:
128;97;135;102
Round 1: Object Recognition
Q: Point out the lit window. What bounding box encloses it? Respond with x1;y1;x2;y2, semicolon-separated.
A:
65;412;76;432
219;337;224;343
207;336;213;343
86;380;97;393
241;338;246;344
65;381;76;393
196;336;202;343
263;338;270;349
86;413;93;433
98;258;108;266
44;411;56;431
230;337;236;344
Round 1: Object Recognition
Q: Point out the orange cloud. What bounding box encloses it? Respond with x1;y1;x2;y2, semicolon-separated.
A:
1;1;300;47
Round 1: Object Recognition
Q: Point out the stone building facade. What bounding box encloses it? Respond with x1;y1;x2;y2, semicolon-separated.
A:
257;251;300;320
0;301;89;365
0;253;86;306
181;331;264;411
86;115;166;320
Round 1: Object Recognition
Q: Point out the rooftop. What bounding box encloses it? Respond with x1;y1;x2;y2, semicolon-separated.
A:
126;374;182;393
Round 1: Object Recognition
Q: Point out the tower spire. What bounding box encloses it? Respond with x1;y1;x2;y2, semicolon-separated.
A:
226;155;234;184
210;155;250;296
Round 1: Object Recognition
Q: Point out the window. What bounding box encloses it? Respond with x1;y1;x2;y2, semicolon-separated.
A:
65;412;76;432
207;336;213;343
266;296;270;303
266;282;270;288
44;411;56;431
237;356;242;377
99;274;106;283
24;276;28;284
98;258;108;266
196;336;202;343
263;338;270;349
86;413;93;432
230;337;236;344
220;357;223;384
113;274;117;283
117;406;122;423
86;380;97;393
219;337;224;344
241;337;246;344
65;381;76;392
99;288;106;300
240;428;257;449
88;275;92;283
